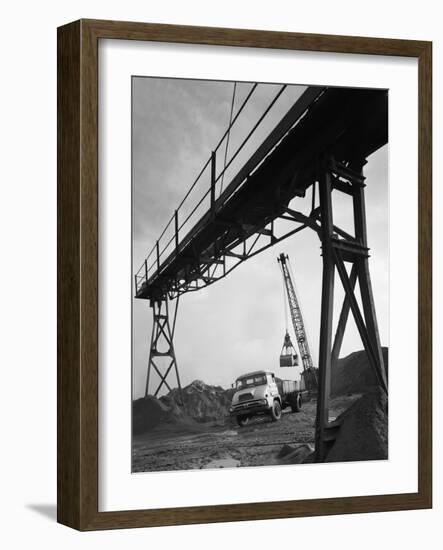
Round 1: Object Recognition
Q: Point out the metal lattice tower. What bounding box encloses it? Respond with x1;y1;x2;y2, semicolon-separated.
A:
145;298;184;407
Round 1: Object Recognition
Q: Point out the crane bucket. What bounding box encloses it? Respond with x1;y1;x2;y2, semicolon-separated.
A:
279;330;299;367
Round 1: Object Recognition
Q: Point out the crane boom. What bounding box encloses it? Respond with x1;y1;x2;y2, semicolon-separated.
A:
278;253;317;386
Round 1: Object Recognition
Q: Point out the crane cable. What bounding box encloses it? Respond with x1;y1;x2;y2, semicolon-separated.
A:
219;82;237;197
279;260;289;334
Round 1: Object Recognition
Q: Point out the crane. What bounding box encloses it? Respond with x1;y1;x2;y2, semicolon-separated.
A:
278;253;318;391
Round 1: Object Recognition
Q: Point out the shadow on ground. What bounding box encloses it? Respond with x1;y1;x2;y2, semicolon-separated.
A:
26;504;57;522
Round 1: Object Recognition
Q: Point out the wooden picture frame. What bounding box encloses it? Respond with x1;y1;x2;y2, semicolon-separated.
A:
57;19;432;530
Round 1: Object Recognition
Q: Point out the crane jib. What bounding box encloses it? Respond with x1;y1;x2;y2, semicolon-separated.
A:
278;253;318;389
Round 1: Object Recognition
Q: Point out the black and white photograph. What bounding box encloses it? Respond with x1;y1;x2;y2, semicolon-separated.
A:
131;77;389;473
0;0;436;542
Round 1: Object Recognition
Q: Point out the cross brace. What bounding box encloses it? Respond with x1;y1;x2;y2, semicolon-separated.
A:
145;298;184;407
314;154;388;461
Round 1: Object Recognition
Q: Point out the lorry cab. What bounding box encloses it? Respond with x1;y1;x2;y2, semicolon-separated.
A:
234;371;278;398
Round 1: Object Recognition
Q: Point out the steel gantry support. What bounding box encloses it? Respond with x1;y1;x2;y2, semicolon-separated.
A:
314;153;388;461
145;297;184;407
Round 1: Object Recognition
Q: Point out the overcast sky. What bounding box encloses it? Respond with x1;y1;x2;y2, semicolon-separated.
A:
132;77;388;399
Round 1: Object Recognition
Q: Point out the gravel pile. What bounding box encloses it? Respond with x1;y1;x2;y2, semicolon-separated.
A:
331;347;388;396
325;386;388;462
132;396;173;435
161;380;233;422
133;380;234;434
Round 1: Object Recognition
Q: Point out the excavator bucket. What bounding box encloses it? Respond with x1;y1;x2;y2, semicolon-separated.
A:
279;331;299;367
280;353;298;367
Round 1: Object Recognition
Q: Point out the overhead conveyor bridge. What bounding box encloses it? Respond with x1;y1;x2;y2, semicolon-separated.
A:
135;86;388;302
136;83;388;460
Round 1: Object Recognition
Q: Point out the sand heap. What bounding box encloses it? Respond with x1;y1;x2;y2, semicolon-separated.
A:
331;347;388;396
161;380;233;422
133;380;233;434
325;386;388;462
132;396;176;435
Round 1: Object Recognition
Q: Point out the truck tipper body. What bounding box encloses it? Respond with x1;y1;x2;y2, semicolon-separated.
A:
229;369;305;426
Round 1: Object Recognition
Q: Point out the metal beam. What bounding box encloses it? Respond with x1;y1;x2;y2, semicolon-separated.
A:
333;249;388;394
210;151;216;219
352;174;388;391
331;263;358;365
315;155;335;461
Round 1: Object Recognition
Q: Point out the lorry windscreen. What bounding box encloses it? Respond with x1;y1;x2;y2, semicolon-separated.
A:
236;374;267;389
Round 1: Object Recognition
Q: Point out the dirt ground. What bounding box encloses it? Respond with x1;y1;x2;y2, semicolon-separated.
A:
132;394;360;472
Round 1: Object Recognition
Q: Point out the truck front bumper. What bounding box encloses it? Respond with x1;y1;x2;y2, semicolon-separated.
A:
229;400;270;416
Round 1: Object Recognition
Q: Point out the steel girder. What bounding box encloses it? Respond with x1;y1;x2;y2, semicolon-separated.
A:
314;154;388;461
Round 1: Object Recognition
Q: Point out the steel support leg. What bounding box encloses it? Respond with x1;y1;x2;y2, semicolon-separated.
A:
314;154;388;461
352;177;388;391
315;155;335;461
145;298;184;407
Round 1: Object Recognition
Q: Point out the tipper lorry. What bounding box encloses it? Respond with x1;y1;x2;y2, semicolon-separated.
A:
229;369;305;427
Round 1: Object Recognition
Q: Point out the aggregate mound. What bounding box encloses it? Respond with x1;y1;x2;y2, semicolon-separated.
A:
161;380;233;422
331;347;388;396
132;396;174;435
325;386;388;462
133;380;234;435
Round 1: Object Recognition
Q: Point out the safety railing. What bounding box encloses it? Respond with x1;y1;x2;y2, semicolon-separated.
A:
134;82;305;295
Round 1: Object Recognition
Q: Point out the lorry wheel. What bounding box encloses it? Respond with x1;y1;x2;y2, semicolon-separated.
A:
237;415;249;427
291;393;302;413
270;400;282;422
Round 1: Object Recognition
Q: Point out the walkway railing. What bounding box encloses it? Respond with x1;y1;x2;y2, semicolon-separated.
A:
134;83;307;295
